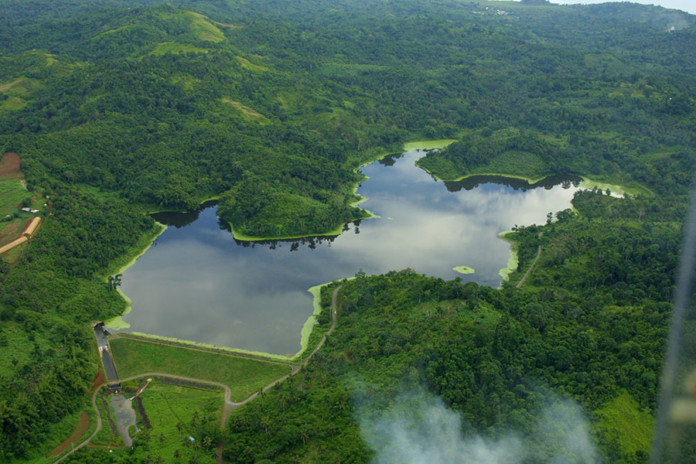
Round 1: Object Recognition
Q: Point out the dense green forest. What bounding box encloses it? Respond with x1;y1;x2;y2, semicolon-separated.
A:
0;0;695;462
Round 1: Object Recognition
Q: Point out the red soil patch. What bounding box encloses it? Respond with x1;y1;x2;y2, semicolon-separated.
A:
90;370;107;392
49;412;90;457
0;152;22;179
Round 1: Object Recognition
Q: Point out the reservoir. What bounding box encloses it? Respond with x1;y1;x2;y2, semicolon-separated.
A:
118;150;581;355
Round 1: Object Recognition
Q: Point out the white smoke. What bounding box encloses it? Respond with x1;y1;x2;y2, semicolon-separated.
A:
358;387;600;464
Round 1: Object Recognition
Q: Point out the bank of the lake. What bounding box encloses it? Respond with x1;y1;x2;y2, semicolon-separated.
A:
416;161;649;199
578;177;653;197
104;222;166;331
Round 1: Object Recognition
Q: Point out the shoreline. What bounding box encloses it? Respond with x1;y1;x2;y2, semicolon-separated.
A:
224;139;456;241
105;138;542;361
417;164;650;198
497;231;519;288
103;222;166;331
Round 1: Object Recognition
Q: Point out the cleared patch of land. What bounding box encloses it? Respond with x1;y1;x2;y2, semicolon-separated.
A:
150;42;209;56
185;11;225;42
595;391;653;458
109;336;293;402
0;152;45;255
236;56;268;72
221;98;268;122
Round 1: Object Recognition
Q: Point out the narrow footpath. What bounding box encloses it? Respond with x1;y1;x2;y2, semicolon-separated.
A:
516;232;544;289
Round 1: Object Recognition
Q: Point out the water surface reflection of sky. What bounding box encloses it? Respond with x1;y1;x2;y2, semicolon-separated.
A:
120;150;580;354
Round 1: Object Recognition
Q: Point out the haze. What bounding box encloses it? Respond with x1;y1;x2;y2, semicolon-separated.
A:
551;0;696;14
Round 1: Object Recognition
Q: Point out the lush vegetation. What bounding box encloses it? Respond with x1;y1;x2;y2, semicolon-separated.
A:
0;0;694;462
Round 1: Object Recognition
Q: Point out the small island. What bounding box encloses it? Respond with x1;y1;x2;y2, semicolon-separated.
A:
453;265;475;274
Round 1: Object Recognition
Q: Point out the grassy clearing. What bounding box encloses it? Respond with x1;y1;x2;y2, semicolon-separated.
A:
236;56;268;72
221;97;268;122
91;389;120;446
478;150;548;179
109;337;292;401
186;11;225;42
416;299;500;330
150;42;209;56
0;152;46;257
595;391;653;457
130;381;220;463
497;231;520;286
578;177;652;197
0;78;42;111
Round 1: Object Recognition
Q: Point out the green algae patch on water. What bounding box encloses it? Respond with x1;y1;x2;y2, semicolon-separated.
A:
104;291;132;330
497;231;519;286
578;177;652;197
104;223;167;331
453;265;475;275
299;284;328;355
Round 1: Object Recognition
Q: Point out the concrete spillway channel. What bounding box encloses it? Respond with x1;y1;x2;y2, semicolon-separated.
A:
93;322;137;446
93;322;121;391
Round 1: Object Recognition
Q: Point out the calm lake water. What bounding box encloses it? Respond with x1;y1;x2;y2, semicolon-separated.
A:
119;150;581;355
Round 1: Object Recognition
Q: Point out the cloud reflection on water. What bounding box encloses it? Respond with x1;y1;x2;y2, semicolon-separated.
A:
120;150;579;354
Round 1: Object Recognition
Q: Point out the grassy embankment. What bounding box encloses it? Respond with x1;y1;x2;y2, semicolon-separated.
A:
109;336;293;401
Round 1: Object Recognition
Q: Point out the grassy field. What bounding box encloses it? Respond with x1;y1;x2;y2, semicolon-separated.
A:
109;336;293;401
595;391;653;458
132;381;221;463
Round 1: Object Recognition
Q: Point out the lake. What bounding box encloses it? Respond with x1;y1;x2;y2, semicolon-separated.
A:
117;149;581;355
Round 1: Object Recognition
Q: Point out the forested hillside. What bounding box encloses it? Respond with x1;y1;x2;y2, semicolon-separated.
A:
0;0;695;462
